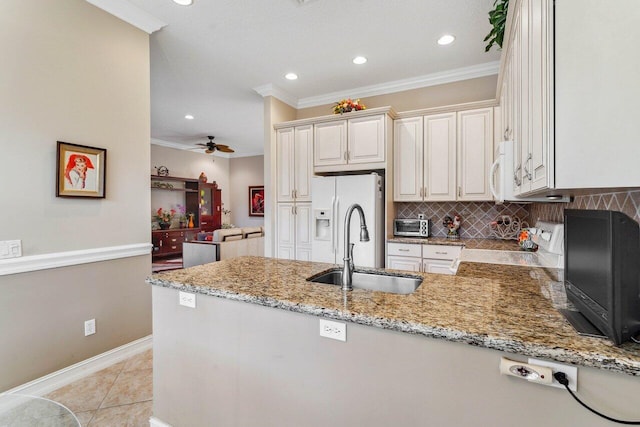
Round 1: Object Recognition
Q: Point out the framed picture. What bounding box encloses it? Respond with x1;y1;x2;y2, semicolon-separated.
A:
56;141;107;198
248;186;264;217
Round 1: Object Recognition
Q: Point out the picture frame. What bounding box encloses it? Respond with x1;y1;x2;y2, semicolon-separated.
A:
248;186;264;217
56;141;107;198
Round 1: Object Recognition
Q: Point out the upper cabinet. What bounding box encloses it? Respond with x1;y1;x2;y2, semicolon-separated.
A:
394;105;493;202
276;125;313;203
499;0;640;194
313;110;392;173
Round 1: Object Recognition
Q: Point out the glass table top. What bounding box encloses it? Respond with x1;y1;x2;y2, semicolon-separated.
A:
0;394;80;427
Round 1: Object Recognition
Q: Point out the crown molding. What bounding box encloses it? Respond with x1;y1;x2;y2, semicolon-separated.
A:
85;0;166;34
297;61;500;109
253;84;298;108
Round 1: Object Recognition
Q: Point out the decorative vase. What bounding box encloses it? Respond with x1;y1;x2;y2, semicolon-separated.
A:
199;172;207;183
188;215;195;228
159;221;170;230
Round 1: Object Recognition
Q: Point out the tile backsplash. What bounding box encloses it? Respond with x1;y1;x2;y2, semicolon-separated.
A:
396;202;530;239
529;189;640;224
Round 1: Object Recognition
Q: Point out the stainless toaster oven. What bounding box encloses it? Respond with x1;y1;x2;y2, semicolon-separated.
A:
393;218;431;237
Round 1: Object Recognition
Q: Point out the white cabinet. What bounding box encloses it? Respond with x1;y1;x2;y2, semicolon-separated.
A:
457;108;493;201
386;242;461;275
314;114;388;172
276;202;312;261
313;120;347;167
394;108;491;202
499;0;640;193
276;125;313;202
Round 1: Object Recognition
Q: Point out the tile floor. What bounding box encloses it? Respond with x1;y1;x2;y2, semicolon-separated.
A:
44;349;153;426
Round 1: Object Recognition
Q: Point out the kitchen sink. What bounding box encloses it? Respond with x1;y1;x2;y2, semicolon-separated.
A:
306;269;423;295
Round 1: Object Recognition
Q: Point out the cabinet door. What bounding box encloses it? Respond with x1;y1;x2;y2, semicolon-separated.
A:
295;204;313;261
422;259;455;275
528;0;552;191
294;125;313;202
518;0;532;194
199;183;219;231
457;108;493;201
511;8;523;195
424;113;457;201
348;115;385;164
314;120;347;167
276;127;295;202
393;117;423;201
387;255;422;272
276;203;295;260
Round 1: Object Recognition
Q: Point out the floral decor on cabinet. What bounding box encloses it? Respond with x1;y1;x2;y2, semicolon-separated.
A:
154;208;176;230
333;98;366;114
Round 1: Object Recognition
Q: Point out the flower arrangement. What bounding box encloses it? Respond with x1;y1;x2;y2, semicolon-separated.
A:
176;204;187;221
155;208;176;224
333;98;366;114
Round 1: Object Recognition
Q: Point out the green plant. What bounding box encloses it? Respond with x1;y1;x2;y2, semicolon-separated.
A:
484;0;509;52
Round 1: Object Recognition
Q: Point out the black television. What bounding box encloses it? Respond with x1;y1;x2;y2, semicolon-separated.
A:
562;209;640;345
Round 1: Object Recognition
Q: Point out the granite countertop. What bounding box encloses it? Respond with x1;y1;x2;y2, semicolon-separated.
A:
147;256;640;376
388;236;521;251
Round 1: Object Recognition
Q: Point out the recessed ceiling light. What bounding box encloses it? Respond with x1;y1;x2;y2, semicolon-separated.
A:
352;56;367;65
173;0;193;5
285;73;298;80
185;114;194;120
437;34;456;45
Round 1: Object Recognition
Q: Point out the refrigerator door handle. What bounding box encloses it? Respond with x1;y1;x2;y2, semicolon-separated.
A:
333;196;339;255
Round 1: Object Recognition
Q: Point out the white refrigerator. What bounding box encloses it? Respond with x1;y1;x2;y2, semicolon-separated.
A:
311;173;384;268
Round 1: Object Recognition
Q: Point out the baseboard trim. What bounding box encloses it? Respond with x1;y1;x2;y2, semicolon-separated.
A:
0;243;152;276
2;335;152;397
149;416;174;427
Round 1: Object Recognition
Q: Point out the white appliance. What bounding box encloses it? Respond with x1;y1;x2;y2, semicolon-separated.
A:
311;173;384;268
489;141;569;203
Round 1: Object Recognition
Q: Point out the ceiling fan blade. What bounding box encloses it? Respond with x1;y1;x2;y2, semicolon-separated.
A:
205;149;214;154
196;143;208;147
215;144;230;149
217;147;235;153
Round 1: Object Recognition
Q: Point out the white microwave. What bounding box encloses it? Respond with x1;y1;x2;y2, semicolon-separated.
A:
489;141;569;204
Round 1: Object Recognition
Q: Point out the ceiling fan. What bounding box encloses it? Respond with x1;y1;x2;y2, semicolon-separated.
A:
196;136;235;154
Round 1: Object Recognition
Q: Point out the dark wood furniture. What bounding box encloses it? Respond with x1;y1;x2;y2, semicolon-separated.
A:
152;229;200;259
198;182;222;232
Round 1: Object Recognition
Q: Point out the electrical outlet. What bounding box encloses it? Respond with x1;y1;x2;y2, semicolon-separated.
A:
179;291;196;308
84;319;96;336
0;240;22;259
319;319;346;342
500;357;553;385
529;358;578;391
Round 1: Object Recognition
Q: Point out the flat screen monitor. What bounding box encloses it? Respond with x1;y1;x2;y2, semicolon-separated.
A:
563;209;640;345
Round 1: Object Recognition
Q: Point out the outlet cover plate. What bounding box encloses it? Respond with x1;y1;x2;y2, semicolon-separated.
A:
319;319;346;341
179;291;196;308
84;319;96;336
0;240;22;259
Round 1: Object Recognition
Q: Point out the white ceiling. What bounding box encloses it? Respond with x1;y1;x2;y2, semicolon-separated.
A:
122;0;501;156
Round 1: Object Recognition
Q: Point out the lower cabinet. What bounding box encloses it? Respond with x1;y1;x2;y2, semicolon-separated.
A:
152;229;200;260
387;242;461;275
276;203;312;261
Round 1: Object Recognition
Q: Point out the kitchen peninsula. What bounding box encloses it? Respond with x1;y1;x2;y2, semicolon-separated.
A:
148;257;640;427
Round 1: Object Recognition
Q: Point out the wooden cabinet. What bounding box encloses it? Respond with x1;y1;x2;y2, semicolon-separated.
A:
152;229;199;260
314;113;389;172
276;202;312;261
198;183;221;232
276;125;313;203
394;107;492;202
386;242;461;275
498;0;640;194
457;108;493;201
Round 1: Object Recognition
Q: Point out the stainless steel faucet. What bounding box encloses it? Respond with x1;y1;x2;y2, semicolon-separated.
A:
341;204;370;291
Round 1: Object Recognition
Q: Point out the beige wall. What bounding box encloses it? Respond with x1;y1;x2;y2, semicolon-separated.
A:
229;156;264;228
263;97;296;256
150;145;230;218
0;0;151;391
296;75;498;119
